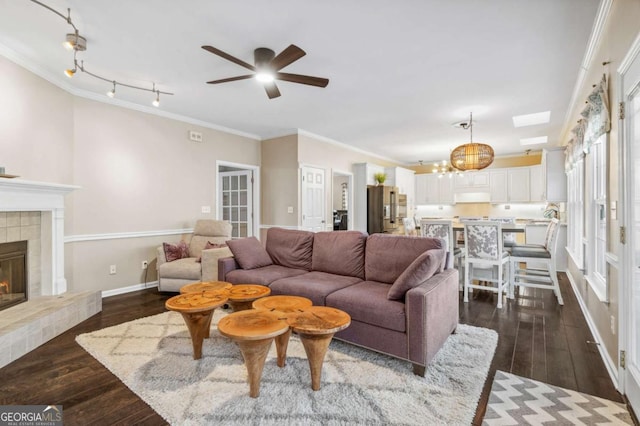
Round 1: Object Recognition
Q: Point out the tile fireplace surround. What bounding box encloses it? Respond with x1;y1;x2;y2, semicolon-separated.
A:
0;179;101;369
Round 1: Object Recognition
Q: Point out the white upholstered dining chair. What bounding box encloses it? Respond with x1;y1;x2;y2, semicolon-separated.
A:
420;219;463;274
462;220;510;308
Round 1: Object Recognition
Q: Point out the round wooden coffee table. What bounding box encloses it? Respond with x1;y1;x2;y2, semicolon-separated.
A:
165;291;228;360
226;284;271;311
217;310;289;398
252;295;313;367
179;281;233;294
286;306;351;391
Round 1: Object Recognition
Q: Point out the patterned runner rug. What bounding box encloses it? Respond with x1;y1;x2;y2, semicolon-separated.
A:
483;370;633;425
76;310;497;425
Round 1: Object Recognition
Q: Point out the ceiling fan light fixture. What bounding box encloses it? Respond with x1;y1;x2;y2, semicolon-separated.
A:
255;71;275;83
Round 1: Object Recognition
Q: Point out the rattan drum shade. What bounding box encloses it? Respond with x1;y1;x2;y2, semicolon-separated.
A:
450;142;494;171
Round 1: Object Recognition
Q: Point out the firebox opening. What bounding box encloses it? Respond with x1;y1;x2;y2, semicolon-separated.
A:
0;240;28;312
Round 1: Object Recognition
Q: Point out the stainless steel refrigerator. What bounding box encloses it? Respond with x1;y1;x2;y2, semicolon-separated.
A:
367;185;405;234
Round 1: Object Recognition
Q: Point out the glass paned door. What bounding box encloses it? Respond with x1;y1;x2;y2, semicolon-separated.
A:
219;170;253;238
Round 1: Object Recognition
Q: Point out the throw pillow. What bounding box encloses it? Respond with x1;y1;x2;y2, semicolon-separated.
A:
387;249;444;300
196;241;228;263
163;241;190;262
227;237;273;270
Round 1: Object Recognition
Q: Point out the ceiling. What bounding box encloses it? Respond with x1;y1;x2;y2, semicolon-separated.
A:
0;0;600;164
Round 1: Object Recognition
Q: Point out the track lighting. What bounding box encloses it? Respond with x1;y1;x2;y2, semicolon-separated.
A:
30;0;174;106
107;81;116;98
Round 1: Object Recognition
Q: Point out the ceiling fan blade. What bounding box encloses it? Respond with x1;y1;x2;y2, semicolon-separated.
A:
201;45;256;71
206;75;254;84
275;72;329;88
264;81;281;99
270;44;306;71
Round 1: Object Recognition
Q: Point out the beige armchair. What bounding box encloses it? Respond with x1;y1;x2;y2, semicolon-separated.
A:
156;220;233;292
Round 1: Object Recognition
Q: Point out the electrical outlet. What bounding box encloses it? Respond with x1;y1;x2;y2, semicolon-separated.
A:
287;206;294;214
505;205;511;210
109;264;116;275
142;260;148;270
189;130;203;142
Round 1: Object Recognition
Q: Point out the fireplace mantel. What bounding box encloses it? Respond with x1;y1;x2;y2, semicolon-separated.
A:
0;178;80;295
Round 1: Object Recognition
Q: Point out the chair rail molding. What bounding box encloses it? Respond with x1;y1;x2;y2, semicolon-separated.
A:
65;228;193;243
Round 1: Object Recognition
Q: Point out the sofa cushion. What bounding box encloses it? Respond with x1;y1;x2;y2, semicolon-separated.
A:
326;281;406;332
196;241;228;262
311;231;367;279
163;241;190;262
225;264;307;286
365;234;444;284
387;249;445;300
158;257;201;280
190;236;230;258
266;228;314;271
227;237;273;270
270;271;362;306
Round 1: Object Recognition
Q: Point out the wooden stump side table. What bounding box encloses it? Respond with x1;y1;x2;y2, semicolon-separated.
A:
252;295;313;367
179;281;233;294
165;291;228;360
226;284;271;311
217;309;289;398
286;306;351;391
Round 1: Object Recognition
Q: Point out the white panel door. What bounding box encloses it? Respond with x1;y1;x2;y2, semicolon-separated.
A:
219;170;253;238
301;166;326;231
621;42;640;416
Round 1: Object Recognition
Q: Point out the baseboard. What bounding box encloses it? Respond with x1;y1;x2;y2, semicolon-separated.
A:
102;281;158;298
566;270;619;389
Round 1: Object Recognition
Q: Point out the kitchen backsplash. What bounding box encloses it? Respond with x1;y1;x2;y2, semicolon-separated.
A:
414;203;563;220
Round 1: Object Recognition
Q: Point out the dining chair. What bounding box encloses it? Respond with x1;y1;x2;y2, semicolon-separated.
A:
508;218;563;304
456;216;483;246
420;219;463;272
403;217;417;236
462;220;510;308
488;217;517;251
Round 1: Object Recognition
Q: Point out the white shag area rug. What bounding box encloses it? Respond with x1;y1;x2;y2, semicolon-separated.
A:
76;310;497;425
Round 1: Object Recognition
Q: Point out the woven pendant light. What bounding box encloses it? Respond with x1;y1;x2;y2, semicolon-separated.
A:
450;112;494;171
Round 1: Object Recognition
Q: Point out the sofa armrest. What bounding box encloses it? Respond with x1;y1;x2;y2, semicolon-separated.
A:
156;246;167;270
218;256;240;281
201;246;233;282
405;268;459;368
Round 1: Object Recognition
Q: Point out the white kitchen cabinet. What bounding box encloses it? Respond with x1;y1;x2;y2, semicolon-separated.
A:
415;173;452;205
454;171;489;191
438;175;455;204
542;149;567;202
508;168;530;202
490;170;508;203
529;165;544;202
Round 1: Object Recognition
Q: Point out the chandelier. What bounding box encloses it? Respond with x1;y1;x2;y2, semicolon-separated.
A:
450;112;494;171
430;160;460;178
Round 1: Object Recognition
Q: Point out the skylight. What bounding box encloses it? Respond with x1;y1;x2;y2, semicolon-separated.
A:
520;136;548;145
512;111;551;128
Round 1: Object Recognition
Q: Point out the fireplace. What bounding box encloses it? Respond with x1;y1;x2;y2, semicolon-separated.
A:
0;240;28;311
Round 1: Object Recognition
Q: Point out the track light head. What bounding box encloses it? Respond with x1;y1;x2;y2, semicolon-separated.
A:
152;91;160;107
107;81;116;98
64;68;76;78
63;32;86;51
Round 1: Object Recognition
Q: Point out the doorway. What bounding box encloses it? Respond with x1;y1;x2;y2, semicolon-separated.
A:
620;37;640;416
332;170;353;231
216;161;260;238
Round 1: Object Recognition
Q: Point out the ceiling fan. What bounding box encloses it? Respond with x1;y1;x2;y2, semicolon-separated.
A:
201;44;329;99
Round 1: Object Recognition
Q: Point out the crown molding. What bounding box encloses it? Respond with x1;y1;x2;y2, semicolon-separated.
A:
559;0;613;144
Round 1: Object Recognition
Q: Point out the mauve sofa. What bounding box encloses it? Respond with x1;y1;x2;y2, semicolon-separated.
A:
219;228;459;376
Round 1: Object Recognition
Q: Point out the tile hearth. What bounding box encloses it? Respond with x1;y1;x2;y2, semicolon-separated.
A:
0;291;101;368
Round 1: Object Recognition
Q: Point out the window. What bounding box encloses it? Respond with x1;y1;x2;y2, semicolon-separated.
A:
586;134;607;301
566;159;584;268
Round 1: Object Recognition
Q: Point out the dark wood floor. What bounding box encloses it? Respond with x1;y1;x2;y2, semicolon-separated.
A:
0;273;624;425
